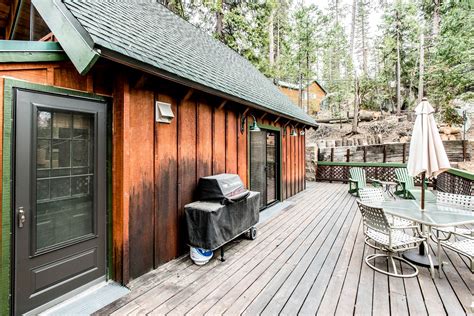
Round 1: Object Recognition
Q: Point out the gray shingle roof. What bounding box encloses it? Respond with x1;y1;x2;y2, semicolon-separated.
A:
56;0;316;126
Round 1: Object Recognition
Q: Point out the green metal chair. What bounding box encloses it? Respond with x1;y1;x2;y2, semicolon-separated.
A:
394;168;428;199
348;167;381;196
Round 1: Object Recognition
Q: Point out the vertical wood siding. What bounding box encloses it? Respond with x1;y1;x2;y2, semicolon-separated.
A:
0;62;307;286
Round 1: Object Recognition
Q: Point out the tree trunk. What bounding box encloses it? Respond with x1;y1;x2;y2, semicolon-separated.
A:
418;31;424;103
432;0;440;39
352;77;359;133
350;0;357;55
396;9;401;115
215;0;224;40
361;4;368;76
269;8;275;67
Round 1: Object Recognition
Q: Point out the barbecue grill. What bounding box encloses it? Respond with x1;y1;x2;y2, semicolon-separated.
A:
185;174;260;262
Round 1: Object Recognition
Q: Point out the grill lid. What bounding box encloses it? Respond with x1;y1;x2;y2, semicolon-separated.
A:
197;173;249;204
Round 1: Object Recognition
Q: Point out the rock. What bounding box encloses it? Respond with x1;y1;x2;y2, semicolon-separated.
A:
398;131;408;137
376;134;383;144
450;126;461;134
400;136;409;143
448;134;457;141
359;110;374;122
440;134;449;141
326;140;336;147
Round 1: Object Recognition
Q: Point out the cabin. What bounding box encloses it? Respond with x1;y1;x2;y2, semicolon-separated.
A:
277;80;327;115
0;0;317;314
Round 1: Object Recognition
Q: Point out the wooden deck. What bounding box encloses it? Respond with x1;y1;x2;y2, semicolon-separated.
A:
96;183;473;315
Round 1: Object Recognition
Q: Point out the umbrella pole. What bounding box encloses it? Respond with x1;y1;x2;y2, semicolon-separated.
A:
419;171;426;256
421;171;425;210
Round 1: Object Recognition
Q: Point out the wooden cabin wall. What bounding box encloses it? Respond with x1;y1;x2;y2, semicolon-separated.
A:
0;61;307;285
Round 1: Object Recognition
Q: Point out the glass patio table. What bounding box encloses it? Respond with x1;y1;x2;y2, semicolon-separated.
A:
372;199;474;277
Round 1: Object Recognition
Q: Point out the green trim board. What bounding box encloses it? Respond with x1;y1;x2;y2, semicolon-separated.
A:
317;161;407;168
1;79;14;316
0;78;110;315
0;40;68;63
0;41;64;51
447;168;474;181
32;0;99;74
317;161;474;182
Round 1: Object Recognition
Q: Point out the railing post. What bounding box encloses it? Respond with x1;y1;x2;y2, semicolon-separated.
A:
330;148;334;183
383;145;387;163
402;143;406;163
462;140;466;161
363;147;367;162
346;148;350;162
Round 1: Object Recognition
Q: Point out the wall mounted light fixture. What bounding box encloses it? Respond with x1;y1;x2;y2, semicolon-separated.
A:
241;114;260;134
290;126;298;137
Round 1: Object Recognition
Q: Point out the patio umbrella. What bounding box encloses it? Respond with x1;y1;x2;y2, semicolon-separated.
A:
407;98;450;209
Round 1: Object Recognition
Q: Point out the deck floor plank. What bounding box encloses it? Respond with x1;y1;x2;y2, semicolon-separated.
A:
165;184;339;315
238;188;350;316
95;182;471;316
297;201;359;315
193;185;350;315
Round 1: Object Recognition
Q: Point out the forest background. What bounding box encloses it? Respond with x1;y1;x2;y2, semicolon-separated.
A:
159;0;473;127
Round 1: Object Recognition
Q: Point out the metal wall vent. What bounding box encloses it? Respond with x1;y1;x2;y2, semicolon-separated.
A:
155;101;174;123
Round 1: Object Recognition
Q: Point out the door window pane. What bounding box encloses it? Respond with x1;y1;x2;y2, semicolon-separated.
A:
52;112;71;139
35;109;95;251
250;131;267;208
266;132;277;203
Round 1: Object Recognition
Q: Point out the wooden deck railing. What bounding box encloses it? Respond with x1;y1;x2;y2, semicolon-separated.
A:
315;161;474;195
435;168;474;195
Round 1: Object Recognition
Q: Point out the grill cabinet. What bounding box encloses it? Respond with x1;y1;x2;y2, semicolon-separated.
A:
185;174;260;255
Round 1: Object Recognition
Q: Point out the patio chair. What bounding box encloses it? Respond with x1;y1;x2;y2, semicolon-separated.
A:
394;168;427;199
348;167;381;197
357;201;427;278
359;187;415;229
433;192;474;237
439;232;474;272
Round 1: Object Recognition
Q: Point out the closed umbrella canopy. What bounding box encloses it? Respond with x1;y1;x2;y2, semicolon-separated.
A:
407;100;450;178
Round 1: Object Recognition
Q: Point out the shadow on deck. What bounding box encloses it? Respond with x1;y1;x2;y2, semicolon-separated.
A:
96;182;473;315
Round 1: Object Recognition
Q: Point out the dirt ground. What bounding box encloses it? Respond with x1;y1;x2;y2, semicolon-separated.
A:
307;115;415;144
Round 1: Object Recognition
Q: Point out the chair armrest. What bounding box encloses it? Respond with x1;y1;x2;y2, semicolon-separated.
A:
368;178;383;187
348;178;358;183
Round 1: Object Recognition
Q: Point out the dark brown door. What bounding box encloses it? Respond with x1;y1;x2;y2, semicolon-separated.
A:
250;129;279;208
14;89;107;315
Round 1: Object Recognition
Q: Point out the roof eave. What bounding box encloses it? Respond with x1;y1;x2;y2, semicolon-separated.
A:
32;0;99;75
99;46;317;127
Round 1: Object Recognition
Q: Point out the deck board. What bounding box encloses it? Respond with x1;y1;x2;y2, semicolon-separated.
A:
96;182;472;316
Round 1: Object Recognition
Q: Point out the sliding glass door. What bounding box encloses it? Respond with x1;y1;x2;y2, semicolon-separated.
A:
250;129;280;208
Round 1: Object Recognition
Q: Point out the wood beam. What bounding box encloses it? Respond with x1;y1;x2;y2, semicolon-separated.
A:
260;113;268;121
242;107;250;117
218;100;227;110
131;74;149;89
274;116;281;124
6;0;21;40
182;88;194;102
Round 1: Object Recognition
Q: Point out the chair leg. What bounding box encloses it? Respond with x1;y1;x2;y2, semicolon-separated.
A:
365;253;418;278
423;241;436;279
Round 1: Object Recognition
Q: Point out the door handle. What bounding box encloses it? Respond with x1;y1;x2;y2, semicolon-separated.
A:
18;207;26;228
